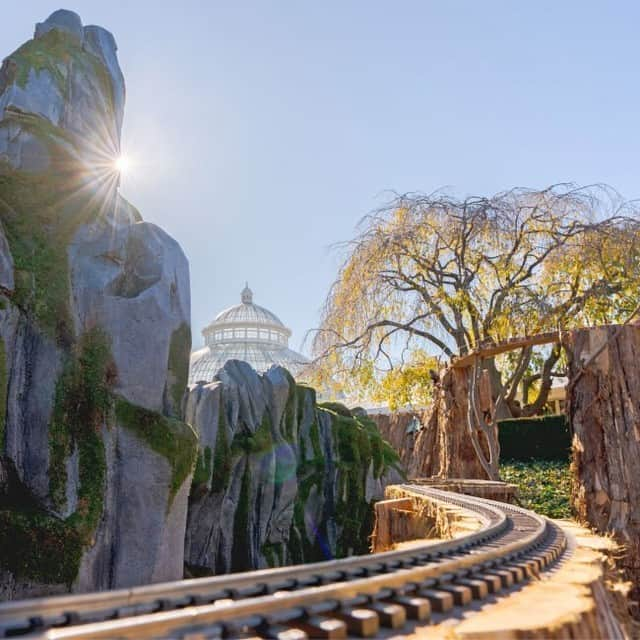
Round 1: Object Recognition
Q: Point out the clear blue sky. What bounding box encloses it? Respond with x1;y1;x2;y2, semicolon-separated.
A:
4;3;640;352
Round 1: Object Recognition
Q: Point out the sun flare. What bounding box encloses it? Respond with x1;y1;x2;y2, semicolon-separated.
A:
113;154;130;174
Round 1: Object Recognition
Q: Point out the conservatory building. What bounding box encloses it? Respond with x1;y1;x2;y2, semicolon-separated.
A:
189;284;310;383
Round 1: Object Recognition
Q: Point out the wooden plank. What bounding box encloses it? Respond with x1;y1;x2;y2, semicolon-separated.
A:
451;332;560;368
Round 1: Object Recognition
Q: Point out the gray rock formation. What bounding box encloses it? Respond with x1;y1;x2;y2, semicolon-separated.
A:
0;8;124;172
0;10;197;598
35;10;84;44
185;361;403;574
70;217;191;416
0;8;404;597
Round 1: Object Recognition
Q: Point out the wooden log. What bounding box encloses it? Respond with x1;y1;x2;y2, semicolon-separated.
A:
563;324;640;608
408;367;490;480
371;498;415;552
452;331;559;368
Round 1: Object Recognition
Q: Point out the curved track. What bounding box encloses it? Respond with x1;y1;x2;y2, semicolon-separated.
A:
0;487;567;639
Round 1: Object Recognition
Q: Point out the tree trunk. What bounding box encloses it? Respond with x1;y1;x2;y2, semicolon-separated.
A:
563;324;640;606
409;366;490;479
485;357;513;419
370;409;429;472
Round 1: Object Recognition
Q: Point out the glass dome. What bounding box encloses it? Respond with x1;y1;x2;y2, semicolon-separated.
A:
189;284;310;383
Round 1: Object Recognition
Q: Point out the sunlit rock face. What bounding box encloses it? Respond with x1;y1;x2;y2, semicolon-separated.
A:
185;361;403;575
0;11;196;598
0;9;124;173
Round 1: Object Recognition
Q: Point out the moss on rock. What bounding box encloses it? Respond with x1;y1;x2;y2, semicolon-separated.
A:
115;397;198;505
0;508;84;586
318;401;353;418
0;329;113;586
49;328;113;515
230;463;251;572
0;168;103;343
320;406;401;558
210;401;232;494
9;29;78;94
6;29;115;115
192;446;212;488
188;375;402;570
231;412;273;456
167;323;191;416
0;336;6;452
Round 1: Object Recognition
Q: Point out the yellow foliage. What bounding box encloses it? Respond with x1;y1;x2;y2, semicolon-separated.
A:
312;186;640;408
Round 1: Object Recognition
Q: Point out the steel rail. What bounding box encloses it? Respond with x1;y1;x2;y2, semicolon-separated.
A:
0;488;566;639
0;491;503;626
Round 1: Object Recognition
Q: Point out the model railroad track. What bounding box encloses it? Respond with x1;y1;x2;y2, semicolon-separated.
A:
0;487;567;639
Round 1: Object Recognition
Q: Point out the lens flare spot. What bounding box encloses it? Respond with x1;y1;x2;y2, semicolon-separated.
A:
113;155;130;174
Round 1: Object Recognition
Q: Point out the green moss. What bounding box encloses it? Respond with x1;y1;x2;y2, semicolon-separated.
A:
231;464;251;572
261;541;284;568
319;407;401;557
188;379;403;566
49;328;113;518
0;32;122;343
193;446;213;488
318;401;353;417
290;467;327;564
167;323;191;416
9;30;77;93
115;397;198;504
7;29;115;114
0;509;84;586
0;329;113;585
210;402;232;494
231;412;274;456
0;336;6;452
283;378;297;442
0;169;102;342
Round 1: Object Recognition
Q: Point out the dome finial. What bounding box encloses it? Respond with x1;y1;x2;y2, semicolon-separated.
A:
241;282;253;304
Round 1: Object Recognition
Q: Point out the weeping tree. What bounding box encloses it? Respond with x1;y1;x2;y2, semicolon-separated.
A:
312;184;640;419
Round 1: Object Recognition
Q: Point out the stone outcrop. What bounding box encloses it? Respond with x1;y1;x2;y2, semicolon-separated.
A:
0;10;197;598
184;361;404;574
0;8;405;597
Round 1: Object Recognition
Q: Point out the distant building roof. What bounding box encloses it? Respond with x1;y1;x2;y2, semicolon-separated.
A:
189;284;309;383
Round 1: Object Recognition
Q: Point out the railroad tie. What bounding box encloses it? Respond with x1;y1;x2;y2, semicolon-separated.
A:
291;616;347;639
367;601;406;628
455;577;489;599
387;595;432;621
418;588;455;612
471;572;503;594
434;583;473;606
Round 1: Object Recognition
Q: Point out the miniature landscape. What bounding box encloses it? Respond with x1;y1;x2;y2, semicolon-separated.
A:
0;7;639;640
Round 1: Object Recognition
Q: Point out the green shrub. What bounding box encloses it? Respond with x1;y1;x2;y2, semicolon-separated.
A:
501;460;572;519
498;414;570;461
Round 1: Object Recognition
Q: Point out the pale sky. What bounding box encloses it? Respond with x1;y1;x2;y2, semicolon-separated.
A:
4;2;640;353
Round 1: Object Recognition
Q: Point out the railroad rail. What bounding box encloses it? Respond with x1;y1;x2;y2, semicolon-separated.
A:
0;487;567;639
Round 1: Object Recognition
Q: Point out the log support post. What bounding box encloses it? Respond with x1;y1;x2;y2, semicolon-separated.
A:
563;324;640;608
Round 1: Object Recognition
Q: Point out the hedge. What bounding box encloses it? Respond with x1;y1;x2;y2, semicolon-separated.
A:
498;414;570;462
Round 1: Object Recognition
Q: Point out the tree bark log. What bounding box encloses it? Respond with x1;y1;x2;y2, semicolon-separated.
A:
563;324;640;605
408;367;490;479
